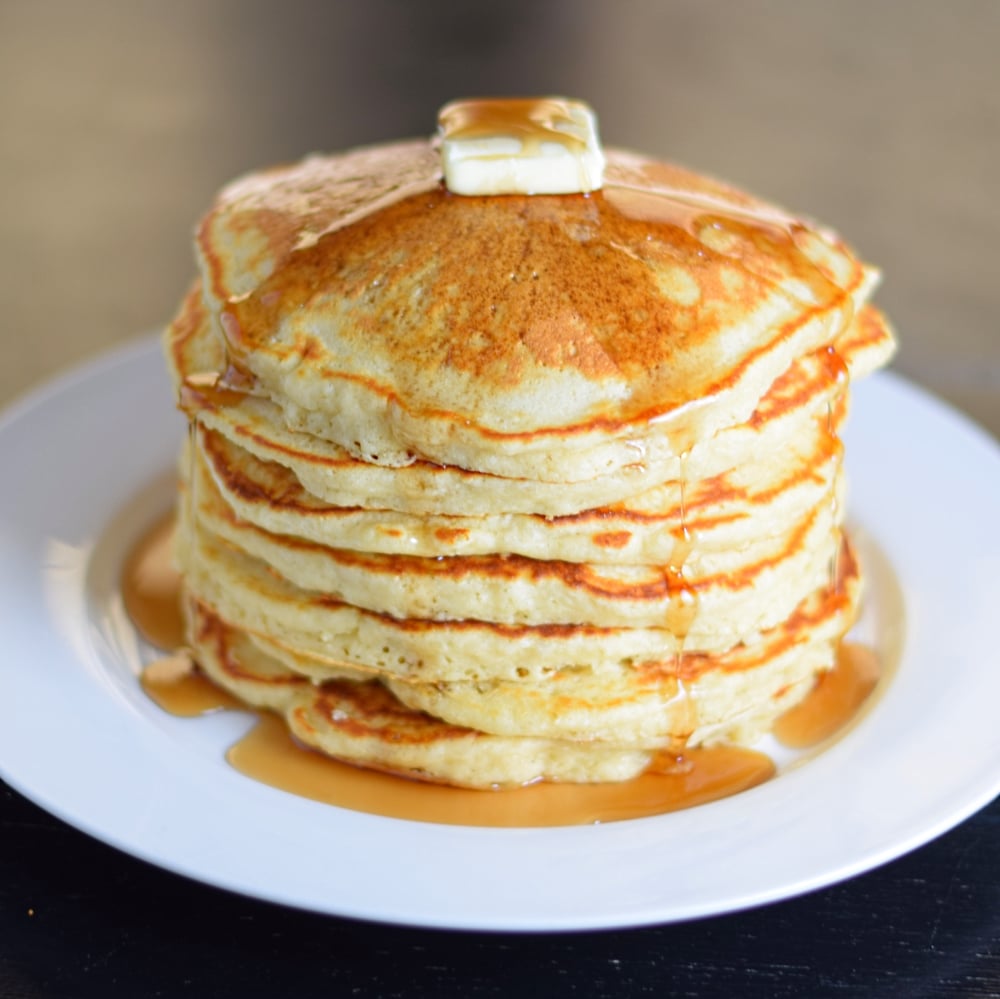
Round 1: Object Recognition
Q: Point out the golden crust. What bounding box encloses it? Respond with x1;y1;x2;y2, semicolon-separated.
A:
194;142;877;478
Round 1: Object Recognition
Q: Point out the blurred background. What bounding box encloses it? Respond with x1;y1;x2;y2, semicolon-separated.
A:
2;0;998;436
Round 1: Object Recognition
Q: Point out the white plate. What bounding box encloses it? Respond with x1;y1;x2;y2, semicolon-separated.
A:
2;335;999;932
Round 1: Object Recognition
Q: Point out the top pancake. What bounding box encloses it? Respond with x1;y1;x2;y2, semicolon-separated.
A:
196;141;879;481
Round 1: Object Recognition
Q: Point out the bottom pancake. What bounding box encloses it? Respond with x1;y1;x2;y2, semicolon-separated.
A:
187;599;650;787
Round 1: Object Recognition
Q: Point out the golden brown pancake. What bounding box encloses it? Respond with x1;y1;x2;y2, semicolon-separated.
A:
238;540;861;751
186;452;841;632
187;598;652;787
192;420;844;563
188;535;857;785
195;143;880;480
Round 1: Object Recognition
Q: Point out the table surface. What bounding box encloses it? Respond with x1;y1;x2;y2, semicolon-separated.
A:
2;2;999;995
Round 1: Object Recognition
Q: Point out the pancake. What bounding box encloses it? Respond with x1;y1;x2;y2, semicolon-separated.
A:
188;533;857;786
162;98;896;790
241;540;860;750
188;599;651;787
166;281;892;518
194;422;844;563
195;143;877;482
186;452;842;631
176;514;848;686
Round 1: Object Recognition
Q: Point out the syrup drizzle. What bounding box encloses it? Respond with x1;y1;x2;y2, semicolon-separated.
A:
665;451;698;645
438;97;590;155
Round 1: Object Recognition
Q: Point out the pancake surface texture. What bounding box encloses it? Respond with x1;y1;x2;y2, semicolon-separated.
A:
164;98;896;790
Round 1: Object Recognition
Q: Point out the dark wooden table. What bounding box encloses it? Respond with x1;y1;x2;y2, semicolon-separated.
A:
3;3;999;996
3;781;999;997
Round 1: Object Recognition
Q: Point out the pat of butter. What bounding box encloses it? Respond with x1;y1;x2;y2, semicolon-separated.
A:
438;97;605;196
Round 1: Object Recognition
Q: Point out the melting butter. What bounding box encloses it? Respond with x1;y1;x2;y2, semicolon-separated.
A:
438;97;605;196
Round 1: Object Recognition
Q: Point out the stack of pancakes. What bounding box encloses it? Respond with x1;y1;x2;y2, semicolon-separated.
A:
163;138;895;788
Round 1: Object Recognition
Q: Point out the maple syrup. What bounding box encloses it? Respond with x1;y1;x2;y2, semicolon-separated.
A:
438;97;590;154
773;642;881;748
227;714;775;827
665;453;698;643
141;651;241;717
120;509;185;651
